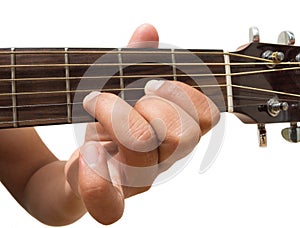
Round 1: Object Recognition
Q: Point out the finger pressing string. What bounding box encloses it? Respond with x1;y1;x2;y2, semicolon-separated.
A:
144;80;220;135
83;91;159;167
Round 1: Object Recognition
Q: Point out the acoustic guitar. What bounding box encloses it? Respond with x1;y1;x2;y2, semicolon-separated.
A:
0;28;299;146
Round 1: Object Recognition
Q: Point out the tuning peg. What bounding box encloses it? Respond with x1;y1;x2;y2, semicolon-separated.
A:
281;122;300;143
249;27;260;43
278;31;295;45
257;123;267;147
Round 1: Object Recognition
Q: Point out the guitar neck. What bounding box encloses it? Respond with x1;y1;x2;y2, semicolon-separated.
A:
0;47;229;129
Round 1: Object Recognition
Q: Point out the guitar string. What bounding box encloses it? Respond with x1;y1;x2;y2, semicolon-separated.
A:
0;50;228;55
0;83;299;97
0;80;299;99
0;61;296;69
232;95;300;102
0;65;299;83
0;98;296;110
0;73;224;82
0;50;272;62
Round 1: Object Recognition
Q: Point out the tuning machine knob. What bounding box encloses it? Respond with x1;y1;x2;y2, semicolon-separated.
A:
258;123;267;147
249;27;260;42
278;31;295;45
281;122;300;143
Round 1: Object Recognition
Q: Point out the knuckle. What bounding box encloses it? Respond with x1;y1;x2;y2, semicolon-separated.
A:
80;182;111;201
125;118;158;152
130;118;154;142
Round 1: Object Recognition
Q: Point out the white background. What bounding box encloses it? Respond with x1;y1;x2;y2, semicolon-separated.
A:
0;0;300;227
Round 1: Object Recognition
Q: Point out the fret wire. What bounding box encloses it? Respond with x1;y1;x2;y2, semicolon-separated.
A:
171;49;177;81
118;48;125;99
64;48;72;123
10;48;18;127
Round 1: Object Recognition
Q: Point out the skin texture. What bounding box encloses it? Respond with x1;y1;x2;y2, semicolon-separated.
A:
0;24;220;226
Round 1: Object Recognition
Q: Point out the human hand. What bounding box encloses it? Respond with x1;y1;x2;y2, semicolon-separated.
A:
65;24;220;225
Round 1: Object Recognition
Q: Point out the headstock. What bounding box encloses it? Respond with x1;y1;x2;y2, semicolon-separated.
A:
230;27;300;146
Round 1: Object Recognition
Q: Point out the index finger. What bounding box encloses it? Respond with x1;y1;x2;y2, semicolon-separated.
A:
83;92;159;168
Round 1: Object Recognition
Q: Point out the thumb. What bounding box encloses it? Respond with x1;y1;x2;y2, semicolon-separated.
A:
78;142;125;225
128;23;159;48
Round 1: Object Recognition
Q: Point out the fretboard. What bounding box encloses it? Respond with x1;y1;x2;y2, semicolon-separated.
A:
0;48;227;128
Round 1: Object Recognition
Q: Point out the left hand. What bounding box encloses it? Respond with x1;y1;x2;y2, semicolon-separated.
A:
65;23;220;225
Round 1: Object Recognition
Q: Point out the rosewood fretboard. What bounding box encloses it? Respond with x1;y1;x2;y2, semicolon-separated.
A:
0;48;227;128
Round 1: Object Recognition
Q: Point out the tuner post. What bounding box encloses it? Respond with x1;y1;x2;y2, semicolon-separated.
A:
257;123;267;147
262;50;285;63
267;98;289;117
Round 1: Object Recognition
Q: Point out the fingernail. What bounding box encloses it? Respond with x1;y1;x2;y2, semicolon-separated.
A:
83;91;101;104
145;80;165;94
81;144;100;169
